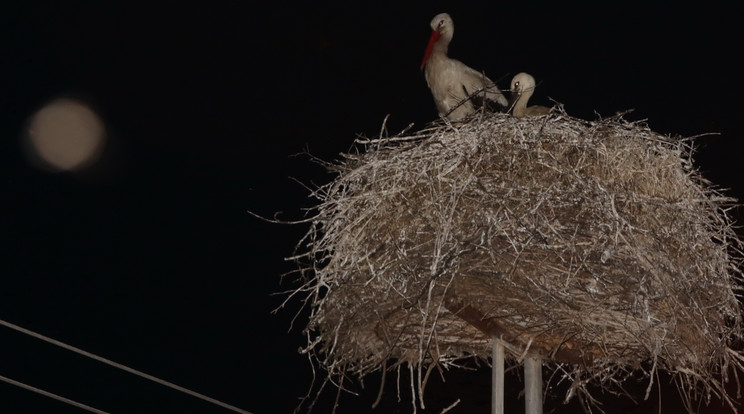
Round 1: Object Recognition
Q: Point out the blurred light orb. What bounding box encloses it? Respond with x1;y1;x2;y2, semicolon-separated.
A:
28;98;105;171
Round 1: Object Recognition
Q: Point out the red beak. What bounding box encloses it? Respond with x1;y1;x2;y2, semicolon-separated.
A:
420;30;441;70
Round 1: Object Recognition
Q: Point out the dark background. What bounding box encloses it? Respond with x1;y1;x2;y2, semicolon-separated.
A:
1;2;741;413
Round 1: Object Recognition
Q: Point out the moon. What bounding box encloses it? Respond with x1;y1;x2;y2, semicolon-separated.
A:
27;98;105;171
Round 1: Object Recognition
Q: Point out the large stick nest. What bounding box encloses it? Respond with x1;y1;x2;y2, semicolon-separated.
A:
290;110;744;411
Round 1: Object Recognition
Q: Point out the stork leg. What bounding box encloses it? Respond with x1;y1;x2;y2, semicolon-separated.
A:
524;356;543;414
492;339;504;414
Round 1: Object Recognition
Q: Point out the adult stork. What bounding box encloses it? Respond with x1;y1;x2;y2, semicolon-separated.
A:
510;72;551;118
420;13;508;121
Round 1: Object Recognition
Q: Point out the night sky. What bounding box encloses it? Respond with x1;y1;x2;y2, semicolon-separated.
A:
1;2;742;413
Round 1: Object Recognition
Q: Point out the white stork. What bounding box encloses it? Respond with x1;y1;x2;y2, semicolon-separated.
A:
510;72;550;118
420;13;508;120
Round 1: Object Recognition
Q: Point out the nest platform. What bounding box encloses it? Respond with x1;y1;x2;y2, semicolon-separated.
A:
290;111;744;411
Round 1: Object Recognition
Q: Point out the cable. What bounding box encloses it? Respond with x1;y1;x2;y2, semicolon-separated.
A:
0;374;111;414
0;318;253;414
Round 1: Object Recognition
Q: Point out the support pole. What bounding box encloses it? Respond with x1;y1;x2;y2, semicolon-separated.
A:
491;339;504;414
524;356;543;414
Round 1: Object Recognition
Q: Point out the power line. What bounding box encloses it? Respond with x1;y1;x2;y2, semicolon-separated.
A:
0;318;253;414
0;374;111;414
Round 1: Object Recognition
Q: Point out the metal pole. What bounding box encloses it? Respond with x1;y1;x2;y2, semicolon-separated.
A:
492;339;504;414
524;356;543;414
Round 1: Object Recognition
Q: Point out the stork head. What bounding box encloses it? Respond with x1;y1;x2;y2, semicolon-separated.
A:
420;13;454;70
429;13;454;37
511;72;537;97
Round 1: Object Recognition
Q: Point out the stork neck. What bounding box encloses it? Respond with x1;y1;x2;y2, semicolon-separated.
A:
433;32;451;55
513;90;532;113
